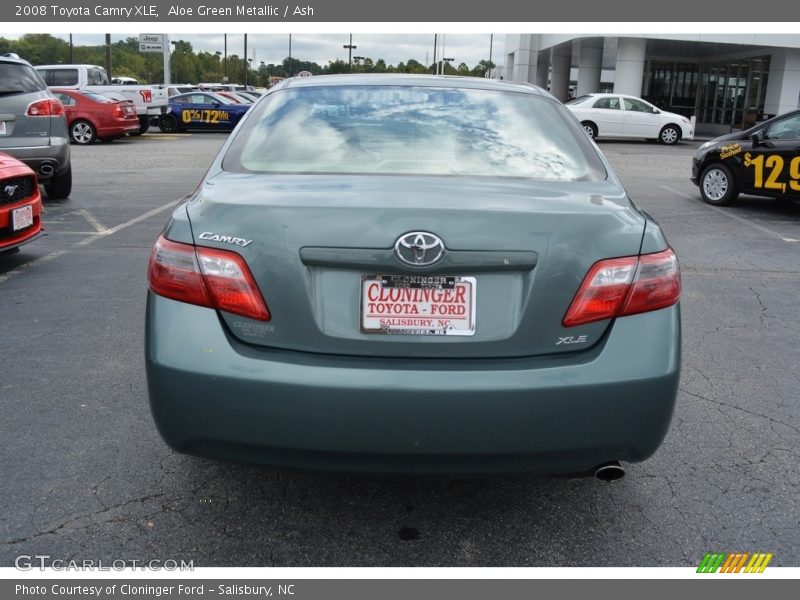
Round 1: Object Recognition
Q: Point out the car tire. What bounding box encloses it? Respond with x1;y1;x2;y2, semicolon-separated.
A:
581;121;598;140
659;124;681;145
130;116;149;136
158;114;180;133
44;164;72;200
70;120;96;145
700;163;738;206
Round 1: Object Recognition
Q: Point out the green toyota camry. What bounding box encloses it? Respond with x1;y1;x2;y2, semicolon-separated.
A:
145;74;681;479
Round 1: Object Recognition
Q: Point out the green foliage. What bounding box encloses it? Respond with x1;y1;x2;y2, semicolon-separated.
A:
0;34;498;86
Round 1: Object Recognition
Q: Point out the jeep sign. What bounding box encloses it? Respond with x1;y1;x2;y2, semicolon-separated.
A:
139;33;165;53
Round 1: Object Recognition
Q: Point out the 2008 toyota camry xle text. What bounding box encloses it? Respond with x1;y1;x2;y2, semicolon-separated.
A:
145;74;681;478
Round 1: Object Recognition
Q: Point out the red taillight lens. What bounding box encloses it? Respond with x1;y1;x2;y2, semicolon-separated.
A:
148;236;270;321
26;98;65;117
112;105;124;118
563;248;680;327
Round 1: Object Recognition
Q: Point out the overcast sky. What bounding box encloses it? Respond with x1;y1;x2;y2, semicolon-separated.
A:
2;33;504;68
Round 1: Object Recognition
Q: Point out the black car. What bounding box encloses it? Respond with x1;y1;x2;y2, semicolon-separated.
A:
692;109;800;205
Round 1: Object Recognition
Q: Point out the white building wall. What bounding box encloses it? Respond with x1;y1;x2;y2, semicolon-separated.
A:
764;48;800;116
576;38;603;96
503;34;800;118
550;44;572;101
613;37;646;96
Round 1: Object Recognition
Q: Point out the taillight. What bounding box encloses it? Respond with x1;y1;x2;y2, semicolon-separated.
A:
148;236;270;321
563;248;680;327
26;98;65;117
112;105;124;118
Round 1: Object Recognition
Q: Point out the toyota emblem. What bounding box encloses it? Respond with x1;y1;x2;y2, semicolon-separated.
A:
394;231;445;267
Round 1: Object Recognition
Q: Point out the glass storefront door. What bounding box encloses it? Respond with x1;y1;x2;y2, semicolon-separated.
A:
645;55;770;128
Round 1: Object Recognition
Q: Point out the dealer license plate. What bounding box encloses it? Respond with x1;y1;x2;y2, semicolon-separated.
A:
361;274;476;336
11;204;33;231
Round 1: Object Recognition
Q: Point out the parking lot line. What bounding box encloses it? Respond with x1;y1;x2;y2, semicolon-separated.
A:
0;200;179;284
76;208;108;233
78;199;181;242
139;134;192;141
662;185;799;243
0;249;70;284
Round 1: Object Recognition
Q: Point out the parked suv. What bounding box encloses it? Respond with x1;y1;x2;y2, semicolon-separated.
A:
0;53;72;199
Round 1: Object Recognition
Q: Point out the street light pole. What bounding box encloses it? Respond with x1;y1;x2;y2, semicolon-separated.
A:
343;34;357;72
170;40;178;84
488;33;494;77
223;34;227;83
105;33;112;79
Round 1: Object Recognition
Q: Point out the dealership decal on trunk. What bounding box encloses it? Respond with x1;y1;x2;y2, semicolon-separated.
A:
198;232;253;247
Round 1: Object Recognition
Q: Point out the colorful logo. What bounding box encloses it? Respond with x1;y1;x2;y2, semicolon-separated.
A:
697;552;773;573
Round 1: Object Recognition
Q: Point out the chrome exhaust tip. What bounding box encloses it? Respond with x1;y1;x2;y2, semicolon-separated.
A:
594;461;625;482
39;162;55;177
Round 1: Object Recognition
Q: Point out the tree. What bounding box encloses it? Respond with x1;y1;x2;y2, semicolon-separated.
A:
471;59;495;77
404;59;428;74
324;59;349;75
0;34;70;65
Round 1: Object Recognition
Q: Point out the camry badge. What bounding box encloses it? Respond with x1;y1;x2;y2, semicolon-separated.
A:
394;231;445;267
198;231;253;247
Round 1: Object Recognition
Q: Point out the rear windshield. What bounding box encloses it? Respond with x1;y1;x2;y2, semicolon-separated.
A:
223;85;606;180
0;63;46;94
565;95;593;106
83;92;114;103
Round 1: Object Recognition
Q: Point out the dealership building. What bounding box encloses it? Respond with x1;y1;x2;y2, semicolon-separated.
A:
504;35;800;134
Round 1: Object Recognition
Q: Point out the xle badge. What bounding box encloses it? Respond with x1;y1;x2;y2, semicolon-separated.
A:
556;335;588;345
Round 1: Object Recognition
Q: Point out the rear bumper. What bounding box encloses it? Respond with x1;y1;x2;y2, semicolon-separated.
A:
1;139;70;180
96;121;140;137
145;293;681;475
145;105;169;117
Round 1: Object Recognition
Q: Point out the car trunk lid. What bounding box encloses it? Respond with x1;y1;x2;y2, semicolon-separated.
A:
185;172;646;358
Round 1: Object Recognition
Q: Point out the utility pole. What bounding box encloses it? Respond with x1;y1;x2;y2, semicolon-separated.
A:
244;33;248;86
163;34;170;85
488;34;493;77
69;34;73;63
223;34;227;82
288;34;292;77
439;34;446;75
343;34;357;72
432;34;437;74
104;34;112;78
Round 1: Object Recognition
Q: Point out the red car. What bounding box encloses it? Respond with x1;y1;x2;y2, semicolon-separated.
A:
51;89;139;144
0;153;44;254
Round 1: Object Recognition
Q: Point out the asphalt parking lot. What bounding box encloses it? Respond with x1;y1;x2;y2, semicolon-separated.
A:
1;132;798;567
